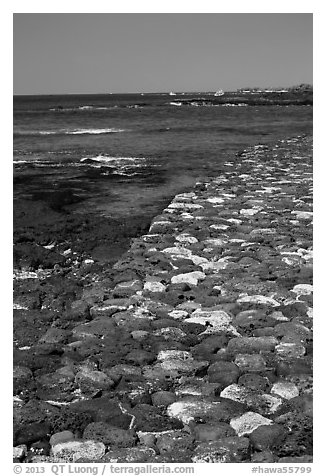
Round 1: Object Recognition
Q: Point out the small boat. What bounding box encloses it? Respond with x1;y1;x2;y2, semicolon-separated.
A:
214;89;224;96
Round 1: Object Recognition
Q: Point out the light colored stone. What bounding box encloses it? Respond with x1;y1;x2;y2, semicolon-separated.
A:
237;295;280;307
230;412;273;437
167;202;203;210
220;384;283;414
51;440;84;457
203;238;228;246
171;271;206;286
73;440;106;462
143;281;166;293
167;400;221;424
155;359;209;376
240;208;261;216
209;224;230;230
292;284;313;296
291;211;313;220
168;309;189;320
175;234;198;244
271;381;300;400
13;446;26;460
184;310;239;336
207;197;225;204
50;431;75;447
200;260;230;272
157;350;193;361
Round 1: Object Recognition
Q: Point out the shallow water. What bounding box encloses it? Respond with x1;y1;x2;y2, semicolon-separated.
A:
14;93;312;219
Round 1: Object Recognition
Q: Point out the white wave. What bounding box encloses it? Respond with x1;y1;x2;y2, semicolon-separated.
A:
80;155;146;165
67;128;125;135
170;102;182;106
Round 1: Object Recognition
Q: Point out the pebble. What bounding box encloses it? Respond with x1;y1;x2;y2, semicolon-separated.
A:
248;424;287;450
83;423;137;447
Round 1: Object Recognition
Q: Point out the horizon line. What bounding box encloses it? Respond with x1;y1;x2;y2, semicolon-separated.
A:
13;84;313;97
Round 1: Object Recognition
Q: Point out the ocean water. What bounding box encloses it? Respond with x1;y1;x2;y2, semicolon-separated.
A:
13;93;313;219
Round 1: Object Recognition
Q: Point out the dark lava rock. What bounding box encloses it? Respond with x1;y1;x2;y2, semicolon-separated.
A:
155;430;195;458
75;368;115;395
233;309;277;330
68;300;91;321
227;336;277;354
193;335;229;357
13;366;34;394
83;422;137;447
115;380;152;406
131;404;183;432
151;391;177;407
29;440;51;456
207;361;240;387
14;309;55;347
72;319;117;340
35;371;76;401
39;328;71;345
274;412;313;457
68;398;127;427
13;349;62;376
276;358;313;376
14;243;65;270
237;373;271;392
249;424;287;450
14;422;52;446
125;349;156;366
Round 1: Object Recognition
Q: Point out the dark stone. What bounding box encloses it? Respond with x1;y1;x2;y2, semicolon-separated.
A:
131;404;183;432
207;361;240;387
29;440;51;456
249;424;287;450
237;373;270;392
151;391;177;407
83;422;137;447
14;422;52;446
125;349;156;366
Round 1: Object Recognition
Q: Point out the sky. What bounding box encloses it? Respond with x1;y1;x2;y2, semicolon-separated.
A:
13;12;313;95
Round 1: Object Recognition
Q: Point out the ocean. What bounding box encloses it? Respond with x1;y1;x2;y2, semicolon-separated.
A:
13;92;313;220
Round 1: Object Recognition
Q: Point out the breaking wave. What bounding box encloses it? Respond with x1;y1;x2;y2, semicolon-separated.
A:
14;128;126;137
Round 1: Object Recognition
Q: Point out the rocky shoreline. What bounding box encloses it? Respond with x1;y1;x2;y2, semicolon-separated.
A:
13;135;313;463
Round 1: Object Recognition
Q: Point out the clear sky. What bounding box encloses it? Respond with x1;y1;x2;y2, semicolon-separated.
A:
13;13;313;95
